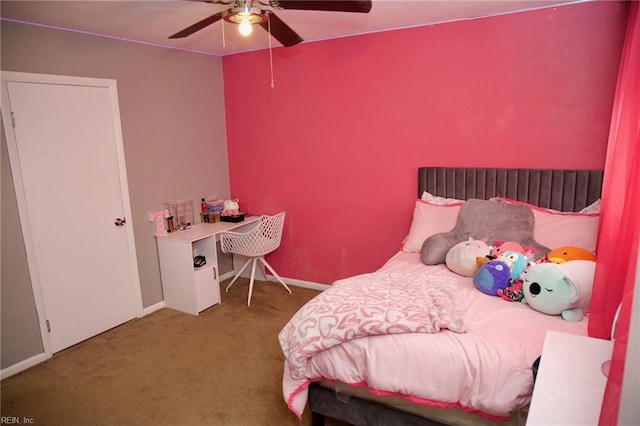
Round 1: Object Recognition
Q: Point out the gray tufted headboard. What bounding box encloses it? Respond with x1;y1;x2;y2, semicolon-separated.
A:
418;168;603;212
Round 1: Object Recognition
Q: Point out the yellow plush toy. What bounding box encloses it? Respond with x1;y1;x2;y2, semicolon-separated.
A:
545;246;596;264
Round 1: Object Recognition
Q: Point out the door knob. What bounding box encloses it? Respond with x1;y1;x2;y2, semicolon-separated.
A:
114;217;126;227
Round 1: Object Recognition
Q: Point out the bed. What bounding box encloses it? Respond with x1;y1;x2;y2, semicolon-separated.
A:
279;167;604;426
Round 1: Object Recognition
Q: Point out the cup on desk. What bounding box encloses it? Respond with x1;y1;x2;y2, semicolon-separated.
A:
201;211;221;223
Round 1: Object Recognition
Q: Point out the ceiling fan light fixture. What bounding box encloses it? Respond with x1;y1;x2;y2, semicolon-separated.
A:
224;7;266;25
223;6;266;37
238;20;253;36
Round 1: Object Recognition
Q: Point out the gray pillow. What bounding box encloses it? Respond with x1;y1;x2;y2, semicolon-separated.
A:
420;198;550;265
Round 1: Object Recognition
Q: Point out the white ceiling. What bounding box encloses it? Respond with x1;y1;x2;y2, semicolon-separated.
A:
1;0;584;56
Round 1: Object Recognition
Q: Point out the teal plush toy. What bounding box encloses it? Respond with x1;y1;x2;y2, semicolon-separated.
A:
495;250;529;280
521;260;596;322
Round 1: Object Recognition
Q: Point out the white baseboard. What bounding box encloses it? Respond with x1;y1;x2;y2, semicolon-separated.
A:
1;352;47;380
219;271;234;282
143;301;165;316
220;271;330;291
266;275;330;291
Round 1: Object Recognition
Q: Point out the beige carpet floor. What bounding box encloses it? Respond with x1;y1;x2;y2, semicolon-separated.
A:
1;278;347;426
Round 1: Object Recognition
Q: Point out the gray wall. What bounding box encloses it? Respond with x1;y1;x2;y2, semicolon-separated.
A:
1;21;231;369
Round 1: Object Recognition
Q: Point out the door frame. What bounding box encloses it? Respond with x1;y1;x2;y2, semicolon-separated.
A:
1;71;144;358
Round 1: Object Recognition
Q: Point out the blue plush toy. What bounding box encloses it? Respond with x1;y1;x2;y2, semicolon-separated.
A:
521;260;596;321
495;250;529;280
473;260;512;296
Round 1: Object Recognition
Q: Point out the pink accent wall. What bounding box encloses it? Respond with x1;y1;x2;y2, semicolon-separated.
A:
223;1;628;285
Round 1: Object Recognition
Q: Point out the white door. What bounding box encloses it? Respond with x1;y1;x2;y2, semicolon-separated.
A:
1;72;143;354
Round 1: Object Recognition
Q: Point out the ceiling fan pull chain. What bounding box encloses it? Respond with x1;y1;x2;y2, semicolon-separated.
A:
268;14;275;89
221;19;226;48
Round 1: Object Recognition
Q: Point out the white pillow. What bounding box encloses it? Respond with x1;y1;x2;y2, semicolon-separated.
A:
421;191;465;206
402;199;463;253
579;199;601;214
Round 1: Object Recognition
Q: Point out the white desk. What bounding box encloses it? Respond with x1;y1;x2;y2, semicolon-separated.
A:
527;330;613;425
156;217;259;315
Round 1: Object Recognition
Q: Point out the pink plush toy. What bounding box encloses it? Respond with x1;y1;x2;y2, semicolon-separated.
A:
497;279;524;302
492;240;535;259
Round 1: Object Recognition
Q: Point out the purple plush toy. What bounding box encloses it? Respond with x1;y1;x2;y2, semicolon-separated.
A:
473;260;512;296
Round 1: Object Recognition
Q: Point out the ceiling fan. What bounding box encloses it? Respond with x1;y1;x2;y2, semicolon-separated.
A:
169;0;373;47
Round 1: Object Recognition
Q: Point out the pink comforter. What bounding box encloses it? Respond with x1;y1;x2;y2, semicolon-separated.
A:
279;272;466;381
280;252;589;421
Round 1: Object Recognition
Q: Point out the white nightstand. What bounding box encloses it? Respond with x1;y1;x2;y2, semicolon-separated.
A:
527;330;613;425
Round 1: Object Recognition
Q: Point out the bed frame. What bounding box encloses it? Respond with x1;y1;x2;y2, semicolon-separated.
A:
308;167;604;426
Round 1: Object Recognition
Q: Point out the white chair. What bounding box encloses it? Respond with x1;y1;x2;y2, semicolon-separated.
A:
220;212;291;306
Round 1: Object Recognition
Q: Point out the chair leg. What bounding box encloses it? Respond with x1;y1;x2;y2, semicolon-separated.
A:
226;257;253;293
247;258;258;307
259;257;292;294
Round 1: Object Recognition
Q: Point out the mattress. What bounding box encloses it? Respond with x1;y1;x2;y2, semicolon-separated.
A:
280;251;589;421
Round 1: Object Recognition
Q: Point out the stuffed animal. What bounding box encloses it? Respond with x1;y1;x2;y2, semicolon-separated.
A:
496;251;529;280
473;259;512;296
445;238;491;277
497;279;524;302
492;241;525;257
492;240;536;259
476;255;492;268
545;246;596;263
477;241;535;269
492;250;530;302
521;260;596;322
221;198;240;216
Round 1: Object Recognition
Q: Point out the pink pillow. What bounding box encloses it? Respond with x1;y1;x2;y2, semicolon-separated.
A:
402;200;462;253
532;209;599;253
494;198;600;253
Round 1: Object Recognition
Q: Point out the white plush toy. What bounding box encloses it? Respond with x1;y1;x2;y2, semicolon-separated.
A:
521;260;596;322
222;198;240;216
445;238;491;277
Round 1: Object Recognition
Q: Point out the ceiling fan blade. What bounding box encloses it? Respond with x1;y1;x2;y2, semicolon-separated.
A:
260;12;303;47
169;10;226;39
270;0;372;13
